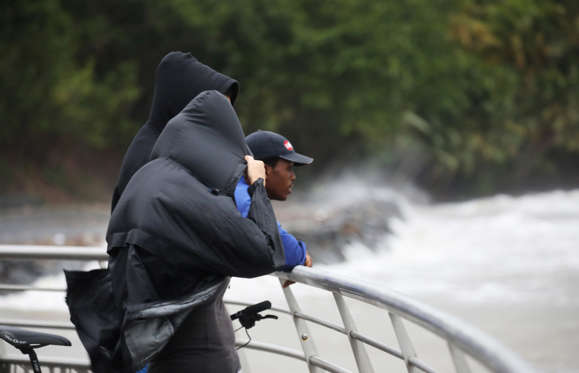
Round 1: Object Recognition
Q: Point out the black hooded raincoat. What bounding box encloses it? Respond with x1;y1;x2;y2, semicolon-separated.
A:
65;91;285;373
111;51;239;211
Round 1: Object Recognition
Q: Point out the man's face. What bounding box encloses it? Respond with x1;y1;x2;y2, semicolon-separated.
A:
265;159;296;201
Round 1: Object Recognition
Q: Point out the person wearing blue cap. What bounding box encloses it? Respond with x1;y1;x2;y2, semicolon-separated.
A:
237;130;314;273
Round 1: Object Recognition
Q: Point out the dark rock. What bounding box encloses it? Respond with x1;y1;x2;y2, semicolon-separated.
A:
0;260;60;295
276;198;403;264
0;205;108;294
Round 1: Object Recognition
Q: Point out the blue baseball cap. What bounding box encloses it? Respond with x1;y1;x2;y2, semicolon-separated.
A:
246;130;313;165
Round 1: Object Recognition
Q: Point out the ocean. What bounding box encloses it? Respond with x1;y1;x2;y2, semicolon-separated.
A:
1;189;578;372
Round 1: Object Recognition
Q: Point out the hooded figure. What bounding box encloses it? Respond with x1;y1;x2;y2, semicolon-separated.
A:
111;51;239;211
65;91;285;373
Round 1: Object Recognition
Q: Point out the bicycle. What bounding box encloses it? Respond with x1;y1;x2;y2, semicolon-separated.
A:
0;326;71;373
0;301;276;373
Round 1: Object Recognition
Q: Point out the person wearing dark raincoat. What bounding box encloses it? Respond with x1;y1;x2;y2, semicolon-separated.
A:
110;51;239;211
65;90;288;373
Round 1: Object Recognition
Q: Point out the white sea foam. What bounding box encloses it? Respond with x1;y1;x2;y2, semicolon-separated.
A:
3;189;579;310
317;188;579;306
1;262;102;311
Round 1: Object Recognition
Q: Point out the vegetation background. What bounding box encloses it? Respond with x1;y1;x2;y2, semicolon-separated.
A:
2;0;578;205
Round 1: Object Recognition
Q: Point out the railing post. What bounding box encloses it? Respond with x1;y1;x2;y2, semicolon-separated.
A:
333;292;375;373
448;342;472;373
280;279;321;373
0;340;7;373
238;348;252;373
389;312;419;373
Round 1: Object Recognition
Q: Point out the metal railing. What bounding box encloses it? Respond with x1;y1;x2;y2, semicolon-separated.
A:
0;245;536;373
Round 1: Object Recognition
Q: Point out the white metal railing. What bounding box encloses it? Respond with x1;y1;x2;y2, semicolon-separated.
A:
0;245;536;373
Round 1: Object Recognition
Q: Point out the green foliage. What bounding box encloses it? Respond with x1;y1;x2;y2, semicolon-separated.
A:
0;0;140;154
1;0;73;147
1;0;578;198
437;0;579;194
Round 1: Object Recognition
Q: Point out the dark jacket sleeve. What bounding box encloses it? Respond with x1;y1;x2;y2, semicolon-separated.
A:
235;177;305;270
139;178;285;279
199;178;286;277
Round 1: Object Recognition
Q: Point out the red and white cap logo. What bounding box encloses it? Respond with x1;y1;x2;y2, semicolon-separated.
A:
283;140;294;151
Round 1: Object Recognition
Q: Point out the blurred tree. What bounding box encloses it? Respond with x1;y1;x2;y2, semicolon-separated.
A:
0;0;140;155
1;0;577;200
438;0;579;195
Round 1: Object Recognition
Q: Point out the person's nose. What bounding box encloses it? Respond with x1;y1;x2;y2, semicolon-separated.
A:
290;171;296;181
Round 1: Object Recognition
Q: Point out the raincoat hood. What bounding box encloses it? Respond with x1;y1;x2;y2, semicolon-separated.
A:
148;51;239;130
151;90;250;195
110;51;239;210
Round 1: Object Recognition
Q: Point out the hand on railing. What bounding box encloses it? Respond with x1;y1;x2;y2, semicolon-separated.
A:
305;252;313;267
283;252;312;288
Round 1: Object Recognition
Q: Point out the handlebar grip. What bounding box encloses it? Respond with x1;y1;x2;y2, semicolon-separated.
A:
231;301;271;320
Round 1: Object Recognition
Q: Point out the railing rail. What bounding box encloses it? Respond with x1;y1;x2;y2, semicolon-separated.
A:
0;245;536;373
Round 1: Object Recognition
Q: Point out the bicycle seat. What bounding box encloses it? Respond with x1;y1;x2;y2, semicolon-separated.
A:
0;326;71;350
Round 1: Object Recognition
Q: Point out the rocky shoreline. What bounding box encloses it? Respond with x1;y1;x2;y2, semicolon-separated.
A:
274;195;403;264
0;205;109;288
0;188;404;285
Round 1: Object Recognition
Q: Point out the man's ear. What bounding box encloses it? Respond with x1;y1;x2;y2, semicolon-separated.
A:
264;164;273;177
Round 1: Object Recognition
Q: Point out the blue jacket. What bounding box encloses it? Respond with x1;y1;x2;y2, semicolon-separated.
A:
235;176;306;270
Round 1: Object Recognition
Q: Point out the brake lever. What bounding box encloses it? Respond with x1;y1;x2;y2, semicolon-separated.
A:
257;314;278;321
